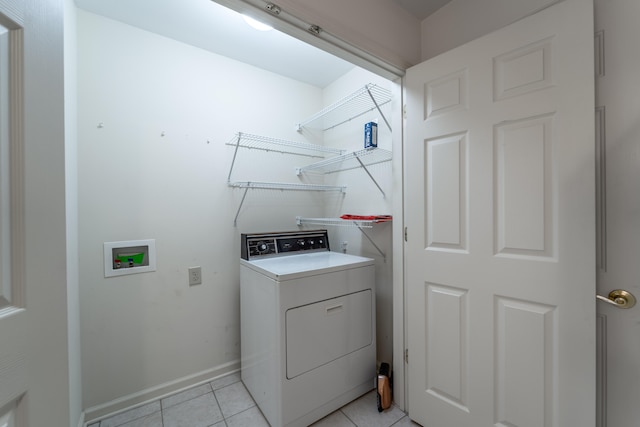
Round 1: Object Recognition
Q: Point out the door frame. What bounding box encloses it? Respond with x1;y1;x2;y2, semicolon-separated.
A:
208;0;411;410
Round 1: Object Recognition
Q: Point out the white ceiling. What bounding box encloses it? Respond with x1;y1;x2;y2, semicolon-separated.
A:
392;0;452;20
74;0;449;88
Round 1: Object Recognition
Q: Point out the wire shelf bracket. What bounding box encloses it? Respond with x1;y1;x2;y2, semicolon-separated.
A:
296;148;391;197
229;182;346;226
296;216;391;261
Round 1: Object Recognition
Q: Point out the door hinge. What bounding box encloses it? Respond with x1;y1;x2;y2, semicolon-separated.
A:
404;227;408;242
403;104;407;119
405;348;408;363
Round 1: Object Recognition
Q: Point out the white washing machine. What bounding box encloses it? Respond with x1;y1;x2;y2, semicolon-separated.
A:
240;230;376;427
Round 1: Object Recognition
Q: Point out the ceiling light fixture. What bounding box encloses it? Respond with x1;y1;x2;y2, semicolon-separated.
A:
242;15;273;31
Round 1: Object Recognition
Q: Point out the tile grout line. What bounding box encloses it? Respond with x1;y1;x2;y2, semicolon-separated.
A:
91;375;242;427
214;382;261;424
391;415;413;426
339;408;358;427
105;404;161;427
210;384;225;425
161;382;215;410
223;404;260;424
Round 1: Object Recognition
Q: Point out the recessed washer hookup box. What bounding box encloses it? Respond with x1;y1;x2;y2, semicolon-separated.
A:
364;121;377;148
104;239;157;277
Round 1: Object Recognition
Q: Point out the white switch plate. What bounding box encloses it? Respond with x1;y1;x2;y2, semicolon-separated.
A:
188;266;202;286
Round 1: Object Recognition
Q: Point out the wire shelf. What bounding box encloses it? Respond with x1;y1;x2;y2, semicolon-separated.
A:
295;217;374;228
296;216;392;228
226;132;344;158
296;216;392;260
296;84;392;131
228;181;346;192
296;148;392;175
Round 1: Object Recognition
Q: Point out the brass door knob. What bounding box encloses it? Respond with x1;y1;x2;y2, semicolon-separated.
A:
596;289;636;309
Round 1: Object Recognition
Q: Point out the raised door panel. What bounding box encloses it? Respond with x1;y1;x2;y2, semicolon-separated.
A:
494;115;554;258
495;297;555;427
426;133;468;252
425;283;469;411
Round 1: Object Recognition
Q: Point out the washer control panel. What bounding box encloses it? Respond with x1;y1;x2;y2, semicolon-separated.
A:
241;230;329;260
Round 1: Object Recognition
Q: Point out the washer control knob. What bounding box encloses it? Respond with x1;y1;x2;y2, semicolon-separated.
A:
256;241;270;254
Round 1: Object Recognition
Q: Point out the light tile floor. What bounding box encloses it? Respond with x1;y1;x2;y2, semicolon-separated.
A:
87;372;421;427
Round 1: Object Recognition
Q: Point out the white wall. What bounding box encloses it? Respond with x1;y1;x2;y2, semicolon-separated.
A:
77;10;393;416
420;0;559;61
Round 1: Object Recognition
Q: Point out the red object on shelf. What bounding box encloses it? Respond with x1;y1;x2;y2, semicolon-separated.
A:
340;214;392;223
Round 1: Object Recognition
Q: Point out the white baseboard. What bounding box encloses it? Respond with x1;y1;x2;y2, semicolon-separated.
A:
83;359;240;425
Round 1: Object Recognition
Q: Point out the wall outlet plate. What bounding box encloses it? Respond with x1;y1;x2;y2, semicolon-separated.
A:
188;266;202;286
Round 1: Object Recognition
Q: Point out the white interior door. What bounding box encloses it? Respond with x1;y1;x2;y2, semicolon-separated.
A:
0;0;69;425
594;1;640;426
405;1;595;426
0;2;28;424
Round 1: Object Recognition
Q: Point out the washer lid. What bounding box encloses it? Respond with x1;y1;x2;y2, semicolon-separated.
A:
240;251;374;281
